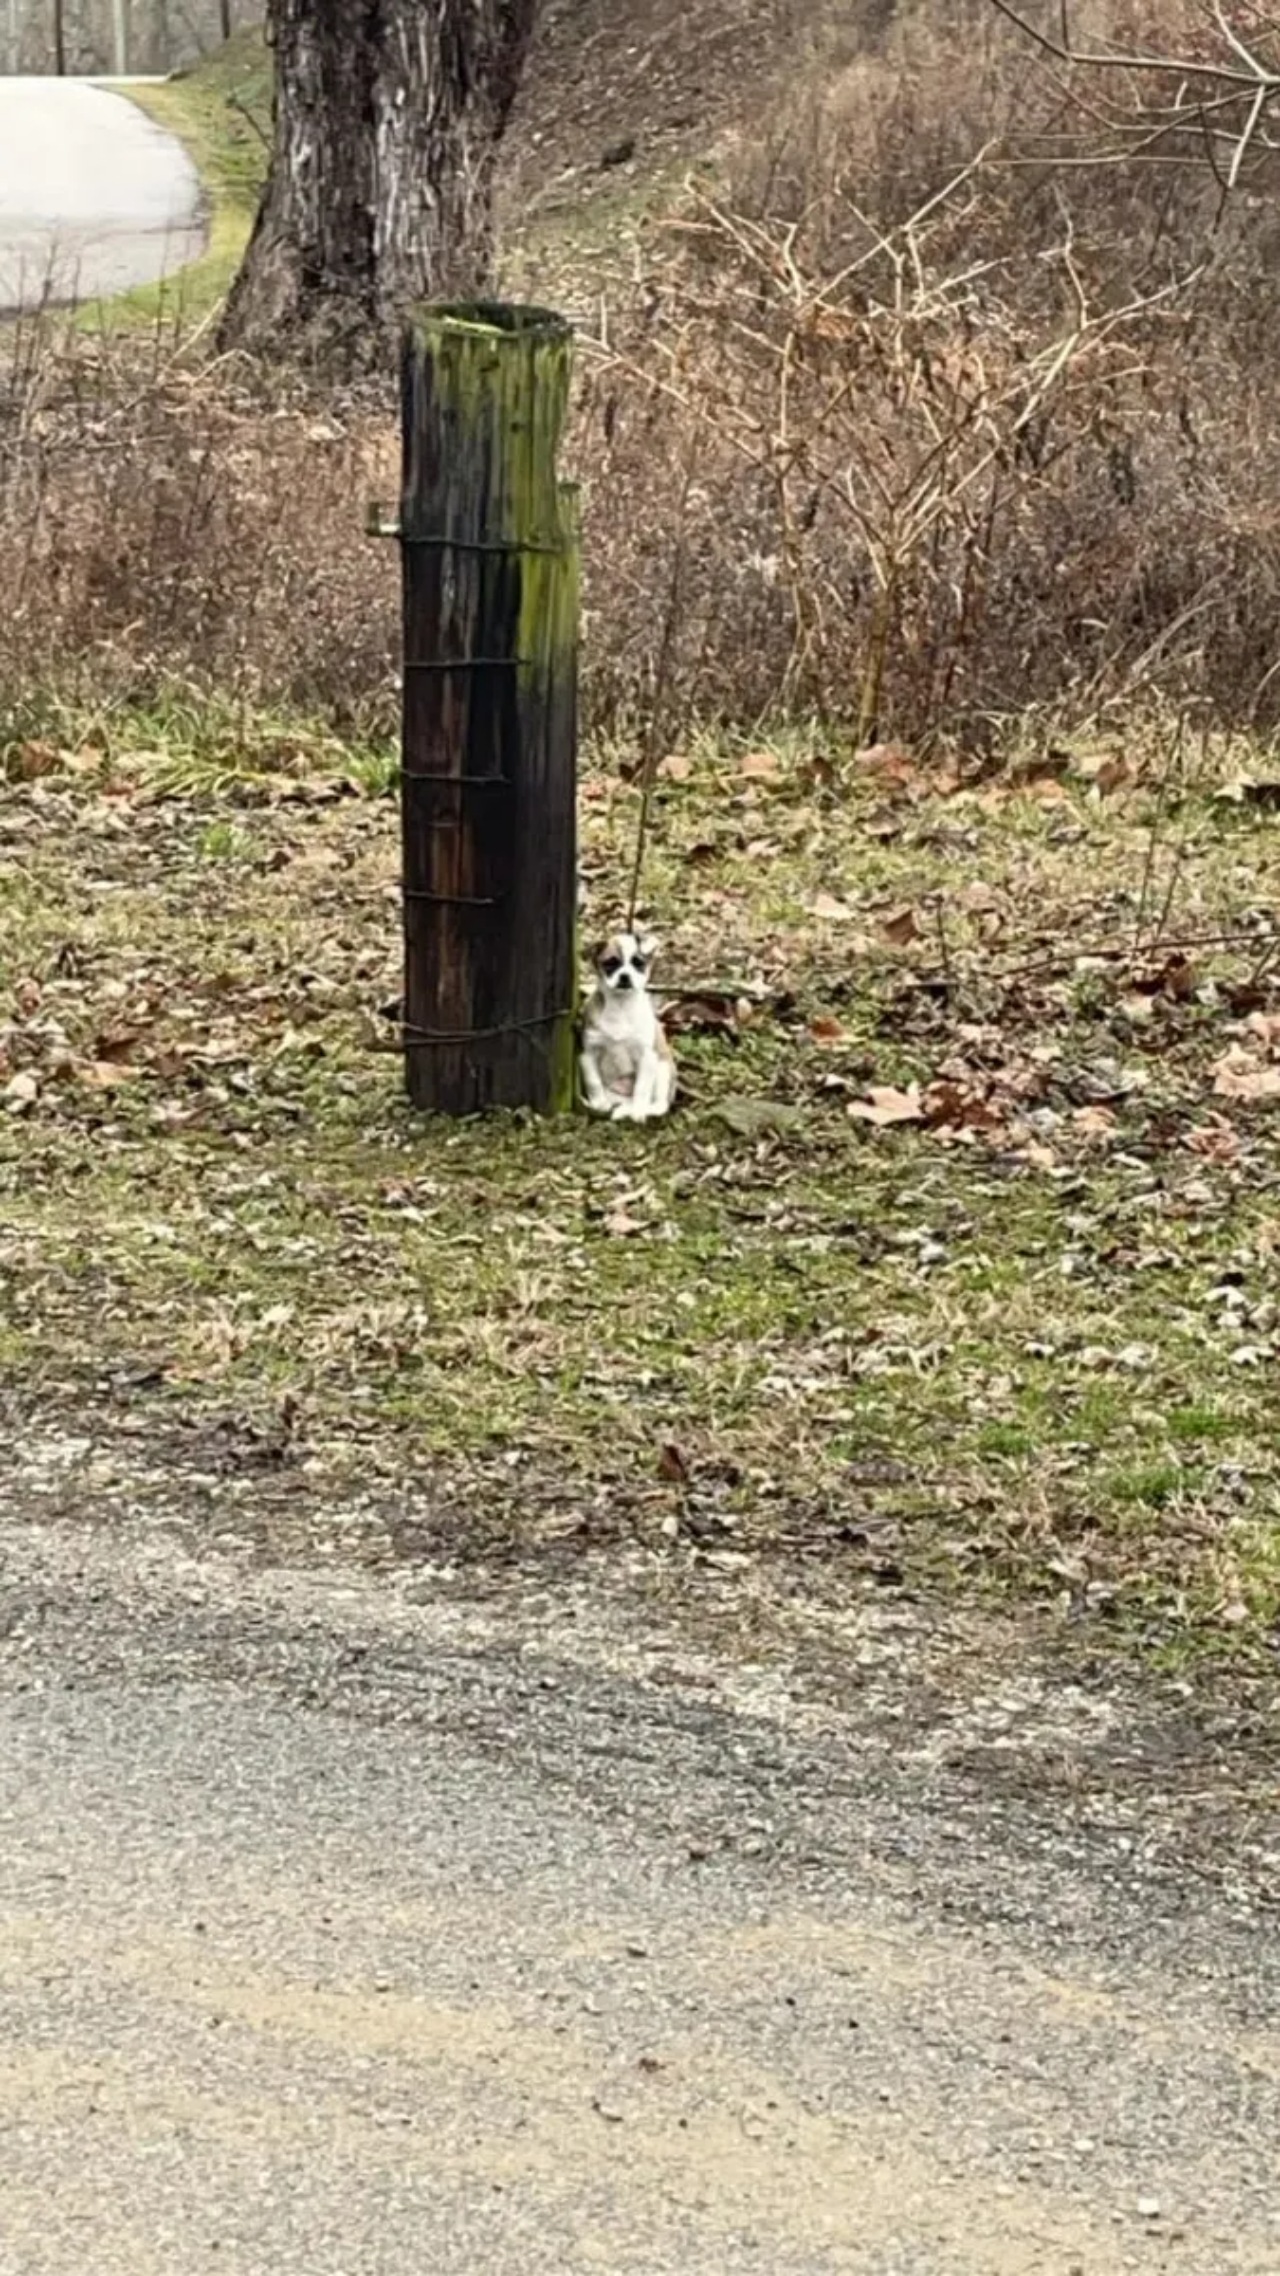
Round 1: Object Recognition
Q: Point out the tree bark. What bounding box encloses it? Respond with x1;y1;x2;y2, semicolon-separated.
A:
220;0;538;369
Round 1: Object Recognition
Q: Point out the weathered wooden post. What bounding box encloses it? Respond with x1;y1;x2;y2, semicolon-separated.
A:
394;301;579;1115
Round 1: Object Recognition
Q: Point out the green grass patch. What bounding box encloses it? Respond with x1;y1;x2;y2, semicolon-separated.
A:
110;31;271;329
2;708;1279;1661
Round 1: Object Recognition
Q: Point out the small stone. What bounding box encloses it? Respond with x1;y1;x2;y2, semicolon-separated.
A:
1137;2196;1162;2220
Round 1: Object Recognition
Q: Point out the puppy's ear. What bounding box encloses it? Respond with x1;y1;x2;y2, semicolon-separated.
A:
638;933;660;963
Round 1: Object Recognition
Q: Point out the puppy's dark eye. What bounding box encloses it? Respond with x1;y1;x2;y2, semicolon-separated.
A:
632;955;648;973
602;955;622;976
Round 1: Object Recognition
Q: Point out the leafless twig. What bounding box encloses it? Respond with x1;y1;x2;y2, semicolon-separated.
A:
988;0;1280;191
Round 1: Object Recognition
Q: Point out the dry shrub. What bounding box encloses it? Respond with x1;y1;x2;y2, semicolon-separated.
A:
4;1;1280;749
0;318;400;740
574;0;1280;741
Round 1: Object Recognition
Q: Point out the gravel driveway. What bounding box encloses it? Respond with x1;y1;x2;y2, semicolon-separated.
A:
1;1450;1277;2275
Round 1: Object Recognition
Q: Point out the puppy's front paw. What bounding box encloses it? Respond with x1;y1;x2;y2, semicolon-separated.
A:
610;1099;639;1121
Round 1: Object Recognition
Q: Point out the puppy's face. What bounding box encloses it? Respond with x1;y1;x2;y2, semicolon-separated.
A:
597;930;657;995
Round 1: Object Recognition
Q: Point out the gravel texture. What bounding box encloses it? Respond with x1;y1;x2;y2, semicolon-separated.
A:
1;1436;1277;2274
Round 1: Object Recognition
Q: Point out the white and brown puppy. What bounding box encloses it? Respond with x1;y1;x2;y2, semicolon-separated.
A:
580;931;676;1122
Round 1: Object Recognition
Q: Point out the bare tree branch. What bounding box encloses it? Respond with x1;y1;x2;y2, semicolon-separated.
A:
989;0;1280;195
987;0;1279;87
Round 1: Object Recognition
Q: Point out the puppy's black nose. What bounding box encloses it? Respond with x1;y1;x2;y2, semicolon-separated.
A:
616;971;634;990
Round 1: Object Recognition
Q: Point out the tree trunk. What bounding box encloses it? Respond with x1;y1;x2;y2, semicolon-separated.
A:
220;0;538;368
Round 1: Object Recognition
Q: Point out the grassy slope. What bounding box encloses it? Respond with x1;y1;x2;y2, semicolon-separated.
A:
2;718;1278;1664
115;31;271;327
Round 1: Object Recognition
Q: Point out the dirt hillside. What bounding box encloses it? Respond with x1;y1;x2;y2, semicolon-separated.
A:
502;0;896;212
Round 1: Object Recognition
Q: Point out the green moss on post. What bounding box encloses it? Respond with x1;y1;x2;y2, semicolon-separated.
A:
399;302;579;1115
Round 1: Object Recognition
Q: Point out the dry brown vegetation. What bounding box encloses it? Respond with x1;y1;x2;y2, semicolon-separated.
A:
578;0;1280;738
5;1;1280;750
0;324;399;738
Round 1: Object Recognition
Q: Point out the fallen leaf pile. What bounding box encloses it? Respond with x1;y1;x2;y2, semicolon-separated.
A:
1211;1012;1280;1102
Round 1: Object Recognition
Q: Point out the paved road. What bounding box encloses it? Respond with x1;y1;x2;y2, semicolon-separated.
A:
0;78;203;311
1;1496;1277;2276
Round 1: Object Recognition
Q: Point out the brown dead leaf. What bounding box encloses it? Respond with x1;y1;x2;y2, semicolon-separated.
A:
1019;746;1072;784
1186;1116;1241;1164
1021;1139;1060;1171
1244;1010;1280;1049
93;1027;140;1064
1134;955;1197;1001
1211;1046;1280;1101
799;751;838;792
810;891;857;922
1071;1105;1117;1139
855;741;917;788
657;753;691;782
665;995;738;1035
738;749;781;780
1092;755;1136;796
604;1205;644;1236
808;1014;846;1046
81;1060;136;1089
880;905;921;947
923;1080;1005;1134
150;1048;196;1083
5;740;62;783
849;1083;924;1126
657;1442;691;1486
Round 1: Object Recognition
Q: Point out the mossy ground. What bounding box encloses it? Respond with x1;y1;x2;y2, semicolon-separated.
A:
3;709;1278;1665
